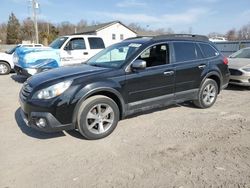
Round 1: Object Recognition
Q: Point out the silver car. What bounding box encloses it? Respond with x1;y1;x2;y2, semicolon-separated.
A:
228;47;250;86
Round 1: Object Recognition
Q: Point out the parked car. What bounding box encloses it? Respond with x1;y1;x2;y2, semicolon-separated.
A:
19;34;230;139
0;43;43;75
228;47;250;87
14;35;105;76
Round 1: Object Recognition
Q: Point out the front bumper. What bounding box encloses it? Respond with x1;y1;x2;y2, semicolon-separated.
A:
14;65;34;76
20;108;74;133
19;92;75;132
229;74;250;86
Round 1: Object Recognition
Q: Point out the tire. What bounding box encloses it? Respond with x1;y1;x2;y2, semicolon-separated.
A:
0;61;11;75
193;78;218;109
77;95;120;140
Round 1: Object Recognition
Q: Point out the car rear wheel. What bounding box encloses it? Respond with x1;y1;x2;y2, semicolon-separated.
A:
0;62;11;75
77;95;119;140
193;78;218;108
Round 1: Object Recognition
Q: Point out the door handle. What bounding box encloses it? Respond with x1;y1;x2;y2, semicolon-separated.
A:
198;64;206;69
83;52;88;55
163;71;174;76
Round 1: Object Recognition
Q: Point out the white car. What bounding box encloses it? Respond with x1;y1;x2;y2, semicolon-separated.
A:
228;47;250;87
0;43;43;75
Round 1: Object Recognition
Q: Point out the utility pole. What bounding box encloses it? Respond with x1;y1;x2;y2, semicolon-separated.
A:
32;0;39;43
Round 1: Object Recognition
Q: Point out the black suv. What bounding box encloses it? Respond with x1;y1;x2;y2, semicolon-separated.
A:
19;34;230;139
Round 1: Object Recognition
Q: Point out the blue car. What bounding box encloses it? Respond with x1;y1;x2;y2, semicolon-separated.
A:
14;47;60;76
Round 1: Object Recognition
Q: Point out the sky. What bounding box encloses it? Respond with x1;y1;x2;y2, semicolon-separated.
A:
1;0;250;35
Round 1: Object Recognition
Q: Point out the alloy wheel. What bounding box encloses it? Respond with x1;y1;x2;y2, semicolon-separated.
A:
86;103;114;134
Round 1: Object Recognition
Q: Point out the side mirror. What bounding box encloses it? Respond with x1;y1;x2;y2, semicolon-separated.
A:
131;60;146;70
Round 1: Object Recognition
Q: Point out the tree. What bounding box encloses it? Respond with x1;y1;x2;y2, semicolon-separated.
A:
226;29;237;41
6;12;21;44
21;17;34;42
0;23;7;44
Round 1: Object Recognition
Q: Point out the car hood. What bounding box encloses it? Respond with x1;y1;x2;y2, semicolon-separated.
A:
228;58;250;69
27;64;110;88
0;52;12;58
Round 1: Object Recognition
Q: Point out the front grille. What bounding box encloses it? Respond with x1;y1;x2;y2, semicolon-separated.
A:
229;68;243;76
21;82;33;100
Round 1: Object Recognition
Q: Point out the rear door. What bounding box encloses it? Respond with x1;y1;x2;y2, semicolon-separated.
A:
172;41;208;100
87;37;105;58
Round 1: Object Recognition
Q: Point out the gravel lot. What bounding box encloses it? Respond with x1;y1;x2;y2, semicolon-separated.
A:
0;74;250;188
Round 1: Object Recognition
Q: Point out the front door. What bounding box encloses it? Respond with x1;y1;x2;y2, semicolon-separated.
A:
60;37;89;66
125;43;175;111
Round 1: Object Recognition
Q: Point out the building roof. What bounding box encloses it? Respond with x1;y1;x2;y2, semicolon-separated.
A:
76;21;137;35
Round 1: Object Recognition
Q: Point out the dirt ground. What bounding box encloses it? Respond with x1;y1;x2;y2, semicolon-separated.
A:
0;74;250;188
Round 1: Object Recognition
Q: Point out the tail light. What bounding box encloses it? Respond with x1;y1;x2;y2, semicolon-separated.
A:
223;57;228;65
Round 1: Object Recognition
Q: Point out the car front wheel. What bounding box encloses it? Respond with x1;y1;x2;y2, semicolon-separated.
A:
193;78;218;108
77;95;119;140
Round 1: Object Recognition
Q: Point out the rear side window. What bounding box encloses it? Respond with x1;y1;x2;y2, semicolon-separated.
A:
199;43;218;58
88;37;105;49
173;42;203;62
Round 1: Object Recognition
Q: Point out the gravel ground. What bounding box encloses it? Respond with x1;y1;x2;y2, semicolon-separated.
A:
0;74;250;188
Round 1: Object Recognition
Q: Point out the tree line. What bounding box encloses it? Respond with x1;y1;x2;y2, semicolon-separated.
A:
0;12;250;45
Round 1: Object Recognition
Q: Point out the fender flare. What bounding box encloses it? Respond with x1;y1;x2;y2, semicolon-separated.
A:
72;87;126;127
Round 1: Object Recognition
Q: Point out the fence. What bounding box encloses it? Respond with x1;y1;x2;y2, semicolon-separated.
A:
214;40;250;57
0;44;16;52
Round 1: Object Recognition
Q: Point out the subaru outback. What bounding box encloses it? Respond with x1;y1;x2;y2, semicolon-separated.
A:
19;34;230;139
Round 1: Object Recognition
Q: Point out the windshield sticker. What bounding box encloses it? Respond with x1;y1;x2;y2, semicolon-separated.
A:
128;43;142;48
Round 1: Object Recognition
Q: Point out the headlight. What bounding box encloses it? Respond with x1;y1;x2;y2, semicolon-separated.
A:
242;67;250;72
33;80;72;99
26;68;37;75
13;54;19;64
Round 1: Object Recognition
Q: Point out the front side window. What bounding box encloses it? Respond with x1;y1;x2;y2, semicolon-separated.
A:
112;34;116;40
88;37;105;49
68;38;86;50
87;42;142;68
137;44;169;67
173;42;202;62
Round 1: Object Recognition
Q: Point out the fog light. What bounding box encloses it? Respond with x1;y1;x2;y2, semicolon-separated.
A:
36;118;47;128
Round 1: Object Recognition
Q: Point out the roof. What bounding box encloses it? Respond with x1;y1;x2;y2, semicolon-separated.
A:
125;34;209;42
76;21;137;35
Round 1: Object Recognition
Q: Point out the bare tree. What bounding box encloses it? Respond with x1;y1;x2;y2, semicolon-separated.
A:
226;29;237;41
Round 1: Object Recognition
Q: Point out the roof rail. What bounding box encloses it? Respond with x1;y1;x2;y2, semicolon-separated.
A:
124;36;153;40
153;34;209;41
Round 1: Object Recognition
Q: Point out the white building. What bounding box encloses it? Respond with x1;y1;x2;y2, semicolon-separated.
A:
76;21;137;47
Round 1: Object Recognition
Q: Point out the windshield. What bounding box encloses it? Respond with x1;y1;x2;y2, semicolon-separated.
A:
87;42;142;68
6;45;19;54
49;37;68;49
230;48;250;58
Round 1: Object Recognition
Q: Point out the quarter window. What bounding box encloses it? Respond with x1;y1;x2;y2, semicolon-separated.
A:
199;43;218;58
173;42;202;62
